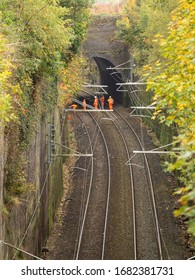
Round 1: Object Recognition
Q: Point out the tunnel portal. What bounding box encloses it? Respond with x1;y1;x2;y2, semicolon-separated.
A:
93;57;125;104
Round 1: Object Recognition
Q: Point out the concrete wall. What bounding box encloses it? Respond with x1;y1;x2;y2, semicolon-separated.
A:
1;108;64;259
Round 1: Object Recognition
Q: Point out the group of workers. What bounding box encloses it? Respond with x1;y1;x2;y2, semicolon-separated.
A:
70;95;114;111
94;95;114;110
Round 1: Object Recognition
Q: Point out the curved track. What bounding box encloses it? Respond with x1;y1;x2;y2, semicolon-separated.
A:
103;111;137;259
69;107;164;260
73;113;94;259
113;108;163;259
74;112;111;260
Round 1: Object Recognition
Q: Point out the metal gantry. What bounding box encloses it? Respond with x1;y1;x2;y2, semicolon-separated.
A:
47;129;93;163
83;84;109;95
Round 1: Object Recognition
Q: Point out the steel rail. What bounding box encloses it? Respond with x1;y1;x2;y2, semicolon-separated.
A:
114;109;163;260
88;113;111;260
74;112;111;260
105;111;137;260
74;113;94;260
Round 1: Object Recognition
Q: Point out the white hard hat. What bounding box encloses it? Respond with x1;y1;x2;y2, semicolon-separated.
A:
95;96;97;98
109;96;111;98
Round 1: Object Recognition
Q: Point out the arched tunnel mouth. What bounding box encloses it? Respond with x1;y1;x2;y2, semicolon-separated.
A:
76;57;126;109
93;56;125;104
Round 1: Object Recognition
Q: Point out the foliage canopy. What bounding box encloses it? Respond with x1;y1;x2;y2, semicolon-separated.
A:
0;0;92;203
118;0;195;238
0;0;92;127
146;0;195;236
117;0;179;68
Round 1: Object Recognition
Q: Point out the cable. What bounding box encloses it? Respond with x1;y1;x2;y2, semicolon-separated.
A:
12;114;66;259
73;156;89;259
0;240;43;260
12;163;52;259
128;87;173;136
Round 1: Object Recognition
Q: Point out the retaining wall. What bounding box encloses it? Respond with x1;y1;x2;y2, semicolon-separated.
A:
1;108;64;259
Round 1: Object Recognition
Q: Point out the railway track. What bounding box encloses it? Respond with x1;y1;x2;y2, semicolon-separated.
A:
70;107;166;260
73;113;94;259
113;108;163;260
103;111;137;259
73;112;111;260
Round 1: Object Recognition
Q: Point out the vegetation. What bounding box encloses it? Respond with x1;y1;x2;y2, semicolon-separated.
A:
0;23;21;124
0;0;93;202
146;0;195;237
118;0;195;238
117;0;179;68
0;0;93;125
58;54;88;108
60;0;93;54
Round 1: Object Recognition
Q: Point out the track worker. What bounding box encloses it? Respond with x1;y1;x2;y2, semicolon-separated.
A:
93;96;99;109
107;96;114;110
82;99;87;110
70;103;78;114
100;95;105;109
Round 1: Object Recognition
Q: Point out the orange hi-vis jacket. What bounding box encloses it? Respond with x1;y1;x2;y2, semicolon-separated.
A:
82;99;87;110
70;103;77;114
93;98;99;109
108;97;114;110
100;95;105;108
71;104;78;110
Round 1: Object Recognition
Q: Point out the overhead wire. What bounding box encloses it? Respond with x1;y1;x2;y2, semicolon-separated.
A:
117;80;169;259
128;85;173;136
73;155;89;259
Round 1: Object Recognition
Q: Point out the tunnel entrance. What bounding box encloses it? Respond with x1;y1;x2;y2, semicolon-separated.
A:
93;57;125;104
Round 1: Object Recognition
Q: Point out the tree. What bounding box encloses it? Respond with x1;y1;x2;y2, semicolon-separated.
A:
146;0;195;237
0;0;92;124
0;26;21;124
117;0;179;68
0;0;92;208
118;0;195;238
58;54;88;108
59;0;93;54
